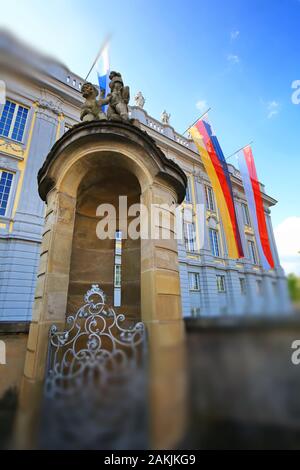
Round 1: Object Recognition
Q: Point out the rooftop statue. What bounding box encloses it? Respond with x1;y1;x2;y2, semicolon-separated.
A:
134;91;145;108
161;110;171;125
107;71;130;122
80;82;108;122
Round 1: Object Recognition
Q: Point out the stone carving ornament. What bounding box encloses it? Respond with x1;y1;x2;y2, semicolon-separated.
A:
0;140;24;157
106;71;130;122
37;89;63;115
161;110;171;125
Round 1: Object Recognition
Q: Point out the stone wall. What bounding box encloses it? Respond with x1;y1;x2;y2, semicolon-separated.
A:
185;317;300;449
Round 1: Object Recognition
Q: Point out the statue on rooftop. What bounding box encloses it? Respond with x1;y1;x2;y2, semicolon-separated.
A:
106;71;130;122
80;82;108;122
161;110;171;125
134;91;145;108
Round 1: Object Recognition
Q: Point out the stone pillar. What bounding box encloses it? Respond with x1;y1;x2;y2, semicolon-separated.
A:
265;212;281;269
262;273;276;314
193;178;221;316
265;211;291;313
15;189;76;448
194;178;211;256
226;267;244;315
28;190;76;376
178;260;191;317
140;183;187;448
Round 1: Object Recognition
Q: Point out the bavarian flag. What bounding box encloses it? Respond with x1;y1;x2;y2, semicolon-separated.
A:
95;40;110;112
189;116;244;259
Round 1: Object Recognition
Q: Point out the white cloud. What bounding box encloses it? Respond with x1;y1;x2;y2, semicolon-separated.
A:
274;217;300;274
267;100;280;118
227;54;240;64
230;30;240;40
196;100;208;112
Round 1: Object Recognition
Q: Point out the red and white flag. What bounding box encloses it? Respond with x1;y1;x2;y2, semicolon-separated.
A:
237;146;274;270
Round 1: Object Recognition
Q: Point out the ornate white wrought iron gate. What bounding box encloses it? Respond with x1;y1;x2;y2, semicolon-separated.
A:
40;284;148;449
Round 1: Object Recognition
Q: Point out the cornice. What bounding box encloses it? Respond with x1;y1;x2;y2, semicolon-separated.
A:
38;120;187;204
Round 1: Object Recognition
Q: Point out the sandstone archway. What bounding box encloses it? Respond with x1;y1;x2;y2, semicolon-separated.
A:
18;121;187;449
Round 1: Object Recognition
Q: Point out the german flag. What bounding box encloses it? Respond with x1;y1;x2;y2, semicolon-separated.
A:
189;117;244;259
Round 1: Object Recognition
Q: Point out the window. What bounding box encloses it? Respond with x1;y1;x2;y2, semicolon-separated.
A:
0;100;15;137
184;222;196;252
242;203;251;226
205;186;215;211
189;272;200;291
113;231;123;306
248;240;258;265
0;170;13;216
0;99;29;142
216;275;226;292
209;228;220;257
239;277;246;295
256;280;263;295
185;177;192;203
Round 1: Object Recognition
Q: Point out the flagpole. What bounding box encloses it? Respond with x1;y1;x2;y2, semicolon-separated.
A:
84;34;112;82
182;107;211;135
225;141;254;161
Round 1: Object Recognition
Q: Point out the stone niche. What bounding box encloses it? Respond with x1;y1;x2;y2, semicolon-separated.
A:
68;164;141;320
36;120;186;332
18;120;187;449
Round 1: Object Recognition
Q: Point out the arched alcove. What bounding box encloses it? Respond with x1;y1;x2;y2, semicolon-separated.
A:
67;165;141;320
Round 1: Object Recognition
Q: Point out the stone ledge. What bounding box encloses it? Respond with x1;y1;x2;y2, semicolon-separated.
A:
0;322;30;334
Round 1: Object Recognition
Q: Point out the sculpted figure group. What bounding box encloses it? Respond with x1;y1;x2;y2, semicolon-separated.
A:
80;71;130;123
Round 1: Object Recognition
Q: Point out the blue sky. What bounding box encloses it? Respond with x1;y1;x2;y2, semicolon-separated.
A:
1;0;299;272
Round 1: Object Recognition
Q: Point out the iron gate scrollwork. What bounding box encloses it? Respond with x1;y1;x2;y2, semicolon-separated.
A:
40;284;148;450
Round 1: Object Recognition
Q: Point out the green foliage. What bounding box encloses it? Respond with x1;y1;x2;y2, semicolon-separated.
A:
287;274;300;303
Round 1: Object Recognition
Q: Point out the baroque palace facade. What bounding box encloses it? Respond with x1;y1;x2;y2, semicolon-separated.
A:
0;31;290;324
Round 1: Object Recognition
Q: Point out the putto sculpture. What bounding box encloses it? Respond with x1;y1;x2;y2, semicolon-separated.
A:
80;72;130;123
107;71;130;122
134;91;145;108
80;82;108;122
161;110;171;125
